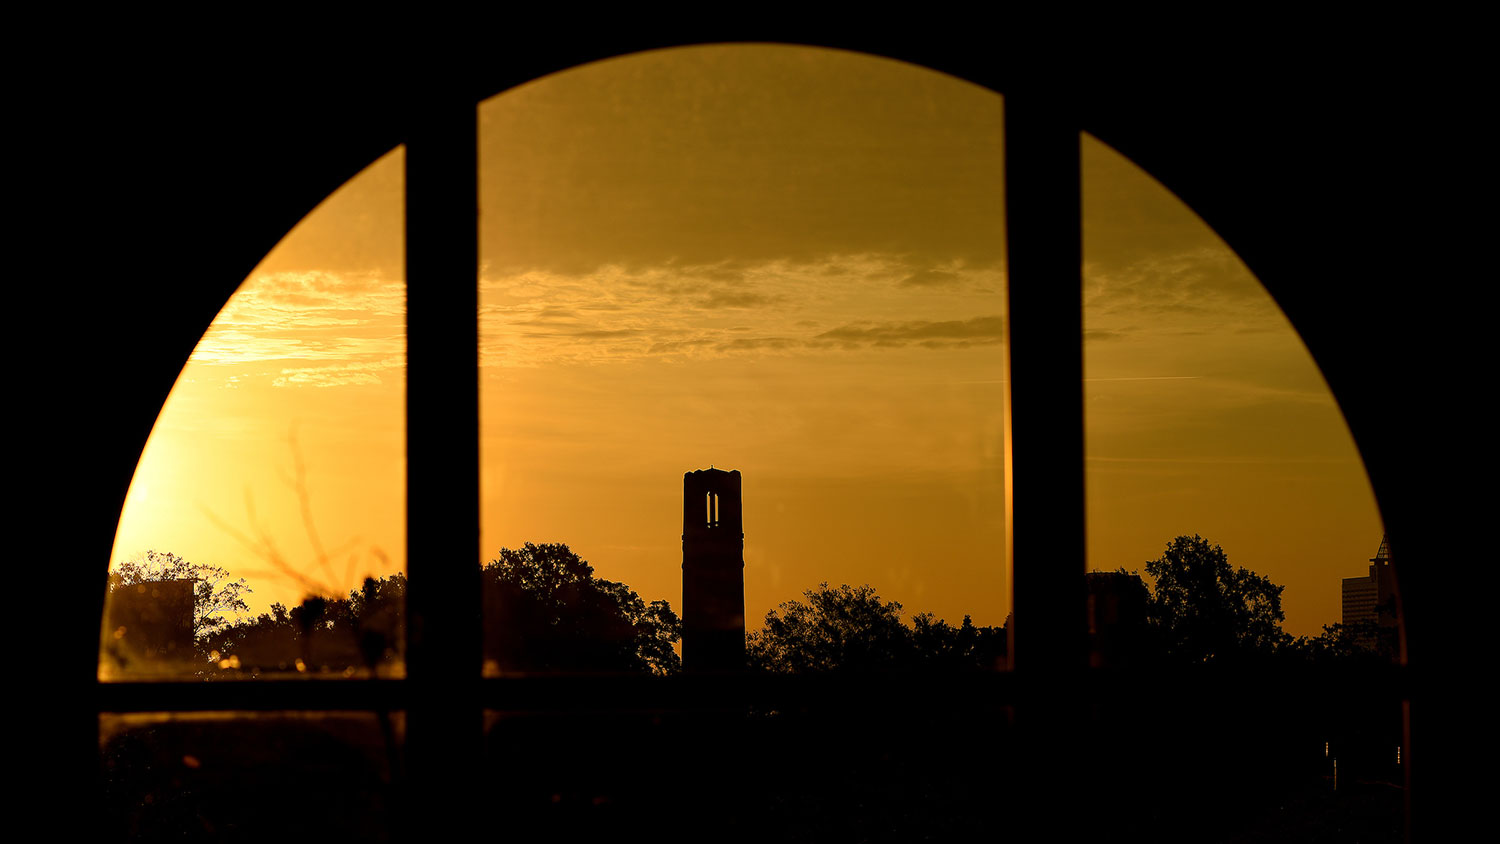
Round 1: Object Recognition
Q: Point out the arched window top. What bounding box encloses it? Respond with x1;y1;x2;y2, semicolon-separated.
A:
106;42;1384;681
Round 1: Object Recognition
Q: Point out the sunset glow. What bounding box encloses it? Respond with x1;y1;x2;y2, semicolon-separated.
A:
105;45;1382;679
107;147;405;622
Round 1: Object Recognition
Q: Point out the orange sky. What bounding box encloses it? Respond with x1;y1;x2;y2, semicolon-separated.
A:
109;44;1381;653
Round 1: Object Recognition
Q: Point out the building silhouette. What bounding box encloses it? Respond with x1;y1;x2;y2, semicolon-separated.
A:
1341;535;1400;656
102;578;196;674
681;467;746;672
1084;571;1149;669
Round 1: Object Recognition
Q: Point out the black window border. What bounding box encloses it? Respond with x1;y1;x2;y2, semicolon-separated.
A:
88;52;1415;840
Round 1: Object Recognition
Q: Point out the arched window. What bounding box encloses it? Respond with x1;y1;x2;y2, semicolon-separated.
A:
96;43;1405;841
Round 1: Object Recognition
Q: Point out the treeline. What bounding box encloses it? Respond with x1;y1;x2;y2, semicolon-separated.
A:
193;543;680;677
1134;534;1399;667
748;583;1006;673
106;535;1394;678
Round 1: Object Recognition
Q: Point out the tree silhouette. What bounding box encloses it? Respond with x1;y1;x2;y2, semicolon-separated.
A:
201;574;405;675
1142;535;1290;663
201;544;681;676
1286;619;1397;666
746;582;1004;673
909;611;1008;671
482;543;681;675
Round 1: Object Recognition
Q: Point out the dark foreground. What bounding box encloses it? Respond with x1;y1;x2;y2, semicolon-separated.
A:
100;673;1402;842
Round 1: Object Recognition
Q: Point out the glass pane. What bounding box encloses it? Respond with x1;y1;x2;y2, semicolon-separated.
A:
101;711;401;839
479;45;1009;675
102;148;406;680
1080;134;1402;839
1081;133;1387;656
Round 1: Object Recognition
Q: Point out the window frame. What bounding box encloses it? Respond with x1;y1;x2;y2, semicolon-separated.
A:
92;61;1412;839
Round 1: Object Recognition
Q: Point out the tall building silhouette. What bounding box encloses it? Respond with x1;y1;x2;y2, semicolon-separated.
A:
1341;535;1400;656
681;467;745;672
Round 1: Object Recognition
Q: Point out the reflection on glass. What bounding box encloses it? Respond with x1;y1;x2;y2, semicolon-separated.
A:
102;148;406;680
479;45;1009;674
101;711;400;839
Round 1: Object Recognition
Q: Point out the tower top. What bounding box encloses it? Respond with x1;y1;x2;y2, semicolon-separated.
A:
683;467;743;536
685;467;740;479
1370;534;1390;564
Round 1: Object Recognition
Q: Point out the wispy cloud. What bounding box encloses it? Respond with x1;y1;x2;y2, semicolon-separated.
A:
698;290;783;309
272;358;403;388
480;254;1007;366
1084;247;1273;323
1084;375;1204;382
812;316;1006;349
719;336;799;351
187;270;404;388
898;268;963;288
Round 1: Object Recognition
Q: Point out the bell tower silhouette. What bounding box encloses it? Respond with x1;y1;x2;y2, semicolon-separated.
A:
681;467;746;672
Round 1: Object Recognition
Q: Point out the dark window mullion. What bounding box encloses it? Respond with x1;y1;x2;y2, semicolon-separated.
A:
405;90;481;835
1001;88;1089;839
1003;96;1087;674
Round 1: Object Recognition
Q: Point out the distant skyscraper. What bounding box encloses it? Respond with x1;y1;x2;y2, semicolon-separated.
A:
1341;535;1399;657
681;468;746;672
